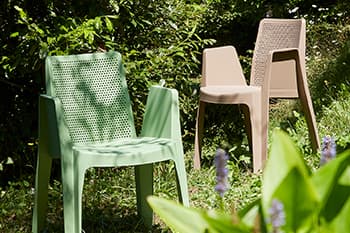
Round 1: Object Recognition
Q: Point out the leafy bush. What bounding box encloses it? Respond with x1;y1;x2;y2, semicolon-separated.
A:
198;0;348;56
0;0;349;183
318;89;350;150
149;130;350;232
0;0;214;181
309;37;350;111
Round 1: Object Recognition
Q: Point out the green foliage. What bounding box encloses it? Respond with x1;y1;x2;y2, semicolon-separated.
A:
0;0;214;181
148;130;350;232
1;3;350;231
310;37;350;111
318;90;350;150
0;0;349;188
287;88;350;159
198;0;349;55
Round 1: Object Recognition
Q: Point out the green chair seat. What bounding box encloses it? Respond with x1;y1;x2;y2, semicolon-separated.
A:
73;137;179;166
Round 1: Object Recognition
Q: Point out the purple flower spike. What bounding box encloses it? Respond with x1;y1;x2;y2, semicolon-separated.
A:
320;135;336;166
268;199;286;232
214;148;229;197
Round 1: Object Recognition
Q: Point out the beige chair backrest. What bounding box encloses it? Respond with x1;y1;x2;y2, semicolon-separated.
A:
250;18;306;98
201;46;247;86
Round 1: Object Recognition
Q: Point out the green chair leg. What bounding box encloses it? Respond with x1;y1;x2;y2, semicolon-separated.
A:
62;160;86;233
174;159;190;207
135;164;154;228
32;152;52;233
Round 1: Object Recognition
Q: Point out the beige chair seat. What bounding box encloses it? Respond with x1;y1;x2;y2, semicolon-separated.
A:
200;86;261;104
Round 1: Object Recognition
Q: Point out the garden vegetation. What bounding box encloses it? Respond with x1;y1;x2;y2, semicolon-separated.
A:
0;0;349;232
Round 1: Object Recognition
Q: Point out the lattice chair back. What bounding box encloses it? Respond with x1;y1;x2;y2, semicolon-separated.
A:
250;18;305;98
45;51;136;144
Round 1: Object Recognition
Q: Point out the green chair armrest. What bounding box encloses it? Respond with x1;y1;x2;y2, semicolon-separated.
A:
140;86;182;142
39;94;72;158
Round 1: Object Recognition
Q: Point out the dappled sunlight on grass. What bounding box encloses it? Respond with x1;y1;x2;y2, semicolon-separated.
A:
0;159;263;232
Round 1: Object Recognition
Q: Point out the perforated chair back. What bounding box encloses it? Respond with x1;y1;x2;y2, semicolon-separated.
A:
45;51;136;144
250;18;305;97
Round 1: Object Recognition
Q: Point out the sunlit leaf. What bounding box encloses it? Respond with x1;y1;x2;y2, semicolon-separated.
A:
10;32;19;38
148;196;218;233
262;129;311;211
262;129;318;232
6;157;14;165
104;17;113;32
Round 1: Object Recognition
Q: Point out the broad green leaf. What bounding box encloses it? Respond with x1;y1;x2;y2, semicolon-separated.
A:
148;196;218;233
238;200;268;233
238;198;260;226
272;167;319;232
329;193;350;232
321;184;350;222
141;19;152;25
339;165;350;185
262;129;311;212
168;20;178;30
312;150;350;204
312;148;350;222
39;42;48;59
202;210;251;233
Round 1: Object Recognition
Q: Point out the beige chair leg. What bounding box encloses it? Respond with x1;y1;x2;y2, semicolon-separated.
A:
295;57;320;152
240;104;253;153
260;98;269;171
297;79;320;152
194;101;206;169
249;97;265;173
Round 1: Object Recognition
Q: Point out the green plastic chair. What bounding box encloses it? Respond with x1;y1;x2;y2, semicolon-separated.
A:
32;51;189;233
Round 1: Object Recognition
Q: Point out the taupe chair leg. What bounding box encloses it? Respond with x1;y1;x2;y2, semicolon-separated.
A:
240;104;253;153
297;70;320;152
194;101;206;169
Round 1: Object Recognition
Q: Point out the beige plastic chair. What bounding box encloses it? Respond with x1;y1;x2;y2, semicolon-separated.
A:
194;18;320;172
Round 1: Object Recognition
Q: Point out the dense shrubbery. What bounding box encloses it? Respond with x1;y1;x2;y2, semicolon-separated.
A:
0;0;349;183
0;0;214;182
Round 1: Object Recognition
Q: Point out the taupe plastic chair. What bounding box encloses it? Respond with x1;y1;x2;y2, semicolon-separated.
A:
194;18;320;172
